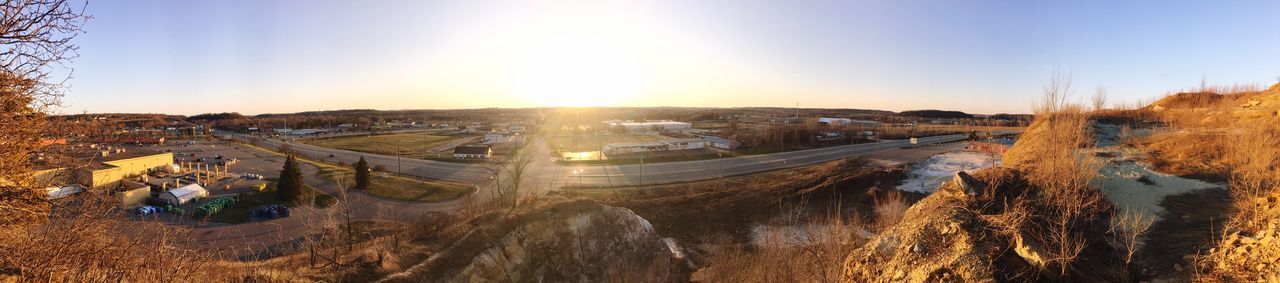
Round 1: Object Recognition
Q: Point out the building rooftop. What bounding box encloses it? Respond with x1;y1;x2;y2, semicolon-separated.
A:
94;149;169;163
454;145;491;155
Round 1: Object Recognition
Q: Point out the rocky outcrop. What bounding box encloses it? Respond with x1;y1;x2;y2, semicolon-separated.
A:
1198;191;1280;281
842;168;1126;282
842;171;1036;282
379;200;684;283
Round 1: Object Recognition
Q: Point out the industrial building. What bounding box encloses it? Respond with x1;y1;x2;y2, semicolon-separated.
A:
36;147;176;190
73;148;174;189
452;145;492;160
160;183;208;205
112;180;152;209
698;135;741;150
602;138;706;155
603;120;693;133
29;146;172;204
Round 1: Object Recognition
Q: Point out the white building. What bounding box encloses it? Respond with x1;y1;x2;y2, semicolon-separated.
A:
603;139;706;155
699;135;741;150
603;120;693;133
288;128;326;136
818;117;881;127
160;183;208;205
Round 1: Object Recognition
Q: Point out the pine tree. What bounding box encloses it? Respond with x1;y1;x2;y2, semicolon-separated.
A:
354;156;371;190
276;155;303;203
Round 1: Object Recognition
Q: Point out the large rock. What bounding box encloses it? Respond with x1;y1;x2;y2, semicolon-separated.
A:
842;170;1034;282
380;200;684;283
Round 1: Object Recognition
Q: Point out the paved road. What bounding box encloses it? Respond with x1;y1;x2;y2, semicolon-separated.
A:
197;131;990;259
223;131;977;189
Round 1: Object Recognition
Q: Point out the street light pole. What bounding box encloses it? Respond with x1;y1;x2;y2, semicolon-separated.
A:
718;153;725;179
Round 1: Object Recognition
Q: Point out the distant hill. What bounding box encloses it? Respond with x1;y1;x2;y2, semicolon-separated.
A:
187;112;246;122
898;110;973;119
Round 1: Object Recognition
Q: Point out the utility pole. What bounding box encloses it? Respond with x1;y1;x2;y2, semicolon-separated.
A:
396;142;402;175
638;150;644;186
781;128;787;153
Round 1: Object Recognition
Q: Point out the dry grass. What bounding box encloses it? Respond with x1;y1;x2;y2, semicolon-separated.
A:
0;196;246;281
561;157;914;281
310;161;471;202
302;131;459;159
697;210;870;282
1002;72;1112;277
1126;82;1280;281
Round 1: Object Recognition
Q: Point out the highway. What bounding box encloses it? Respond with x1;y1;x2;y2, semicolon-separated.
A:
224;131;975;189
198;131;980;259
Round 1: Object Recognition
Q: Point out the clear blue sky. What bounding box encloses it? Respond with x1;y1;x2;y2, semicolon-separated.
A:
61;0;1280;115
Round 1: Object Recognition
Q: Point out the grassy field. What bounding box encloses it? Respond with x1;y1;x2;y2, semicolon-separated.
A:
549;134;662;152
303;132;461;159
305;159;472;202
237;141;473;202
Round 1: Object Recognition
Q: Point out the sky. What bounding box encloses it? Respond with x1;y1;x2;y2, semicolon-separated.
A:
59;0;1280;115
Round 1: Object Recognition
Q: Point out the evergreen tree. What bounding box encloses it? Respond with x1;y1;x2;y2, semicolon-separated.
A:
354;156;371;190
276;155;303;203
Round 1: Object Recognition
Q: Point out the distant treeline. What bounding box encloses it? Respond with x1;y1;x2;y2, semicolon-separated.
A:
898;110;973;119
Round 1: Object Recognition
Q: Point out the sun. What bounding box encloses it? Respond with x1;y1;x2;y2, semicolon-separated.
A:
510;34;647;107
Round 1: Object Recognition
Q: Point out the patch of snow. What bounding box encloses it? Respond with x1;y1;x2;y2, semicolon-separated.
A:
1093;148;1221;219
896;151;998;193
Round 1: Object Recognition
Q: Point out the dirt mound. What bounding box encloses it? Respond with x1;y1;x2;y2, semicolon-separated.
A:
378;200;684;283
1148;91;1227;111
1147;83;1280;124
842;169;1125;282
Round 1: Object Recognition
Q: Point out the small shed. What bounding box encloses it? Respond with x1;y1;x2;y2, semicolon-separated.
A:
160;183;208;205
45;184;85;200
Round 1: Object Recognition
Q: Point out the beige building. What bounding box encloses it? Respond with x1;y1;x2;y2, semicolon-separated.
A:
71;149;174;189
113;180;152;209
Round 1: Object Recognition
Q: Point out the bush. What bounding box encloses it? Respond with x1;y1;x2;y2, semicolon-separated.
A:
314;194;338;208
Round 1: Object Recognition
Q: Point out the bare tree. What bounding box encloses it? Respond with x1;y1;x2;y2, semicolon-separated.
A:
0;0;89;224
1008;71;1107;277
1092;86;1108;112
1035;69;1073;115
1109;209;1153;276
481;156;506;210
505;141;537;209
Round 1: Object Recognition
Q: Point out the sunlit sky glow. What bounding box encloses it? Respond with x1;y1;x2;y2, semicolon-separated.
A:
62;0;1280;115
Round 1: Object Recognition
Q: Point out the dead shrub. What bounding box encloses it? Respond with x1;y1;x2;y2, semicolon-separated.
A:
0;196;240;281
873;191;907;231
1003;72;1110;277
699;210;868;282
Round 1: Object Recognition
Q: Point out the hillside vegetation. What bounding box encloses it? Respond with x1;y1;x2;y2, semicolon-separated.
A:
1136;83;1280;281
